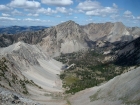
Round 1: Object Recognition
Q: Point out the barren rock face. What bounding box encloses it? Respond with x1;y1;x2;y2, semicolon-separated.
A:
82;22;114;41
39;20;91;56
107;22;131;42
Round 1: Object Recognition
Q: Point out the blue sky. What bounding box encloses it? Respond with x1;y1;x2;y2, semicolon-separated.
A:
0;0;140;27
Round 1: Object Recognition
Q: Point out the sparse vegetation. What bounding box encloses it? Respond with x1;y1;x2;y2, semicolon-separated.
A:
67;99;71;105
19;80;29;94
55;50;130;94
90;89;101;101
0;57;42;95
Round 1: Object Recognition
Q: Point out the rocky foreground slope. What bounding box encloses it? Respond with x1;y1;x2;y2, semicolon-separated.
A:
69;66;140;105
0;86;41;105
0;42;67;105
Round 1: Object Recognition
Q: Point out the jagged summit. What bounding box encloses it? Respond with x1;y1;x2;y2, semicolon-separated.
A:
55;20;81;36
60;20;78;25
55;20;79;30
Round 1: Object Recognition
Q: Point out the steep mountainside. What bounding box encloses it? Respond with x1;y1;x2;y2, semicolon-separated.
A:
69;67;140;105
127;27;140;38
0;41;67;105
0;41;63;92
114;37;140;66
83;22;133;42
107;22;131;42
0;86;41;105
82;22;114;41
40;20;92;56
0;34;14;47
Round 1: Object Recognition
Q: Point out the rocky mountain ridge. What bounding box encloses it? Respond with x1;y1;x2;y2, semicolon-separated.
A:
0;21;140;56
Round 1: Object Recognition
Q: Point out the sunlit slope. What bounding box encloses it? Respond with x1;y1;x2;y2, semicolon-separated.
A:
0;41;63;92
69;67;140;105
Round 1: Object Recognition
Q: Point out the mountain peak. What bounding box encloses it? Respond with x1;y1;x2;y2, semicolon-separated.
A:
114;22;125;27
67;20;76;23
65;20;76;23
58;20;79;27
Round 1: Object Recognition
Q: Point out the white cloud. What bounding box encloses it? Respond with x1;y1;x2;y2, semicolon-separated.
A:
2;13;10;17
137;16;140;20
24;18;41;21
56;7;67;13
86;7;117;16
86;18;93;21
61;21;65;23
124;10;132;15
78;9;84;13
23;18;50;23
124;10;135;19
86;10;100;16
0;17;16;21
74;17;77;18
12;9;22;15
37;8;57;15
68;13;72;15
113;3;117;8
27;13;39;17
69;8;73;12
41;0;73;6
0;5;10;11
110;14;119;19
9;0;40;9
77;1;101;11
77;1;118;16
47;20;51;22
56;15;61;18
101;7;117;14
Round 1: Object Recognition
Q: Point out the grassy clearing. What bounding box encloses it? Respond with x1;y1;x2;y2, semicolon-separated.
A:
64;75;79;86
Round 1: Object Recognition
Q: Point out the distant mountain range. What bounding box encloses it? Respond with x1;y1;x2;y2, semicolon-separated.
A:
0;26;48;34
0;20;140;56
